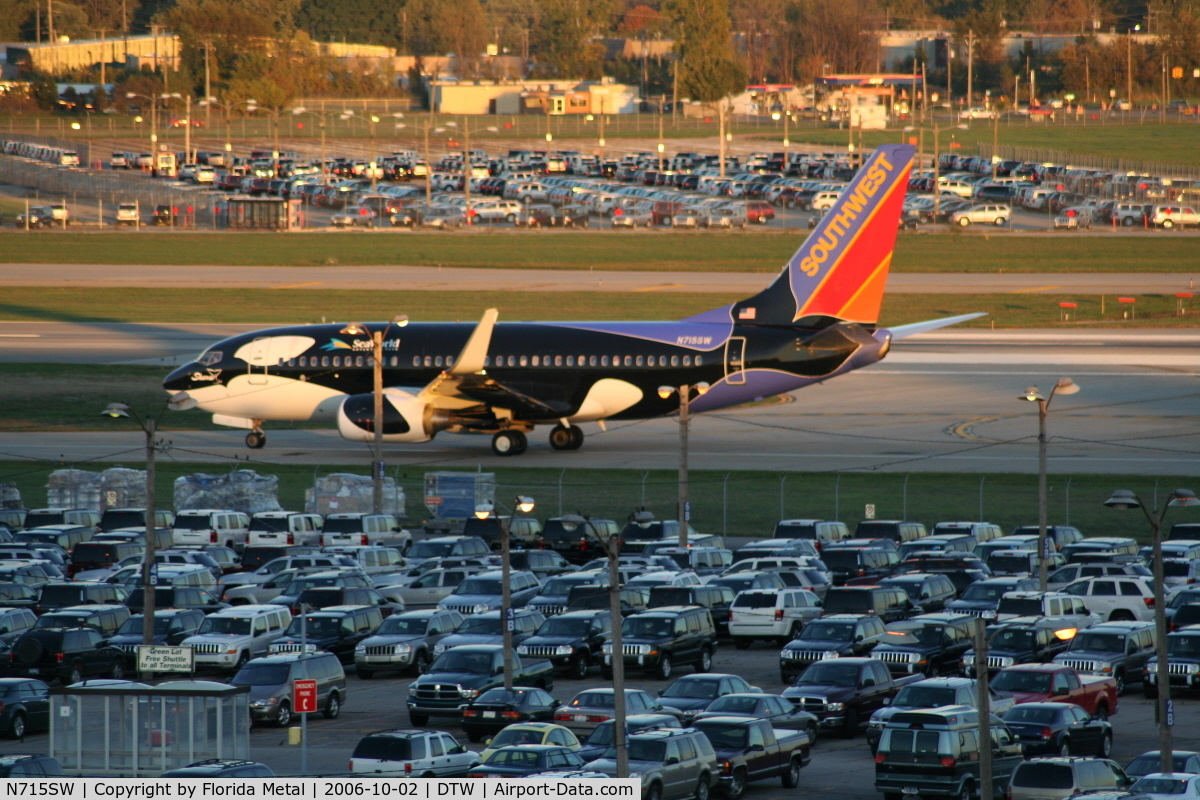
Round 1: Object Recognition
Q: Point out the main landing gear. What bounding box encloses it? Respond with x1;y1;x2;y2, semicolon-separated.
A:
548;424;584;451
491;430;528;456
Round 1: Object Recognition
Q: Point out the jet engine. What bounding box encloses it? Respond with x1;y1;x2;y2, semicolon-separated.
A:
336;389;452;443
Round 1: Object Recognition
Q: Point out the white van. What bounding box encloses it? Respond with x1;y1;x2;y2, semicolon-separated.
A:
248;512;324;547
320;513;410;549
322;546;406;579
172;509;251;550
182;604;292;670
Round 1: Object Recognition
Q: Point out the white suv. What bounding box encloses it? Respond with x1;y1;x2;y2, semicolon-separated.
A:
1061;576;1157;622
951;204;1010;226
728;588;822;646
1150;205;1200;229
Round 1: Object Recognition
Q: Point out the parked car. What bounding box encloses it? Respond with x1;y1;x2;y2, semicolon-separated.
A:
553;687;679;736
1052;620;1155;695
354;608;463;678
160;760;274;777
406;645;554;726
657;673;761;725
587;727;719;800
602;605;717;680
866;676;1015;752
515;609;611;679
460;686;561;741
8;627;126;684
781;657;924;736
690;716;809;799
466;744;588;778
479;722;582;760
951;203;1010;226
231;650;346;726
1001;702;1114;757
1007;756;1132;800
349;729;480;776
729;588;822;647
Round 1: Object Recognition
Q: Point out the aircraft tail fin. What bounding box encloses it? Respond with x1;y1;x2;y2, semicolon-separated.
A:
725;143;915;328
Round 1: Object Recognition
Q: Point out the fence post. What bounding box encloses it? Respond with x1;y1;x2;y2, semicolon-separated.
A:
902;474;910;520
834;475;841;521
1064;477;1071;526
557;469;565;517
779;475;787;521
640;472;648;507
979;475;986;521
722;473;730;537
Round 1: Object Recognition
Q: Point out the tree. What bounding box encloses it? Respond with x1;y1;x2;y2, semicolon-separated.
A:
664;0;746;101
295;0;399;47
530;0;616;78
783;0;882;82
405;0;489;75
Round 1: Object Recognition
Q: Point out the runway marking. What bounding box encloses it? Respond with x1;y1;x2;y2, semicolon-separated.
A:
633;283;688;292
272;281;325;289
1008;285;1061;293
0;334;39;338
947;415;1007;442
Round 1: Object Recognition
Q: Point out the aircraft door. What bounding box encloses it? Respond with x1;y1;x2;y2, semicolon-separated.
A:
246;338;270;384
724;337;747;385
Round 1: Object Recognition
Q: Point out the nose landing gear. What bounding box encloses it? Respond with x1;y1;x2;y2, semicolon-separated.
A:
245;428;266;449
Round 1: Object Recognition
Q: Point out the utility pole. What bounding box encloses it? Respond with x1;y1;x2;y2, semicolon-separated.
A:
372;330;384;514
991;111;999;180
975;621;993;800
98;29;108;87
718;102;726;178
677;384;690;548
203;43;212;129
966;30;975;109
1127;33;1133;105
47;0;55;45
462;116;471;224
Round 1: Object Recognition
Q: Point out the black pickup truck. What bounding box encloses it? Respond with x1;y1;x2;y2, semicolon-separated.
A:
781;657;923;737
691;716;811;800
405;644;554;726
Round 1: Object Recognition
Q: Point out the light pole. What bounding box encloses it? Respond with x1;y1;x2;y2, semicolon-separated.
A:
198;97;256;167
395;119;444;205
563;513;628;778
657;382;710;546
474;496;536;689
1019;378;1080;591
902;123;968;222
126;91;179;166
771;110;791;169
101;395;194;647
1104;487;1199;775
291;107;335;178
339;316;410;513
443;119;498;224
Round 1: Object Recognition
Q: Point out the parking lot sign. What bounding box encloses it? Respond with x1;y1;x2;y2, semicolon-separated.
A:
293;679;318;713
864;504;876;519
505;607;515;632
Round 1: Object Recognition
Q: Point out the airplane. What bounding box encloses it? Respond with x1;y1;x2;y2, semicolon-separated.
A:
163;143;982;456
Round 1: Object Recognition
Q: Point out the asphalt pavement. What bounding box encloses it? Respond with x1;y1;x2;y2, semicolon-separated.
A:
0;643;1192;796
1;263;1197;295
2;328;1197;475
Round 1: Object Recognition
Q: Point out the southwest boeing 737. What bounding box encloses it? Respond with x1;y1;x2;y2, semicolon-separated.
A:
163;143;980;456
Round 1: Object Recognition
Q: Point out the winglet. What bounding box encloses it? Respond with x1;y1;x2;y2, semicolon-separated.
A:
449;308;499;374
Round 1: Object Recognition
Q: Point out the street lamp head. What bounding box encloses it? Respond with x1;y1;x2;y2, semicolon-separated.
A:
125;92;136;99
339;322;368;336
292;107;306;114
486;127;499;133
71;122;81;130
392;315;410;327
1054;377;1080;395
902;126;915;132
370;116;380;123
771;112;781;120
134;116;143;123
657;386;675;400
1167;489;1200;507
1103;489;1141;510
474;503;495;520
694;382;710;395
101;403;131;418
515;496;536;513
559;513;587;525
1020;386;1044;402
632;510;655;523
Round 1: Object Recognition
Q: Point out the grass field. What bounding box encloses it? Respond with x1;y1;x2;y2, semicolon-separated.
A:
1;231;1198;273
0;288;1194;327
0;458;1186;541
5;111;1199;166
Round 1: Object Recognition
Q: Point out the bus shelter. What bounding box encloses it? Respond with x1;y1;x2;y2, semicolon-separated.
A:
216;196;303;230
50;680;250;776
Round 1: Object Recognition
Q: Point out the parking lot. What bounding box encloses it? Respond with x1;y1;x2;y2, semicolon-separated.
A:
0;637;1192;796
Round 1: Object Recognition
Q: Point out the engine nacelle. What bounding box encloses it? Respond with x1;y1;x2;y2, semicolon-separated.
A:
336;389;449;443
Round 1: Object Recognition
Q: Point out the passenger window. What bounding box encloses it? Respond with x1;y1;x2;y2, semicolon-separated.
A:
255;618;268;635
1093;581;1117;596
1120;582;1143;596
673;619;688;636
428;737;444;757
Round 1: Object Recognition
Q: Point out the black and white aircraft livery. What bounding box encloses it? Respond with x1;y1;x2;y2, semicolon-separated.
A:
163;143;982;456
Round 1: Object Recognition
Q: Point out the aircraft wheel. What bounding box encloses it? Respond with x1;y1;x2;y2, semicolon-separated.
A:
566;425;584;450
492;430;527;456
549;425;574;450
245;431;266;449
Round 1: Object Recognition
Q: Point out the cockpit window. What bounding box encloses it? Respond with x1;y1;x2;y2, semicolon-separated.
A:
198;351;223;366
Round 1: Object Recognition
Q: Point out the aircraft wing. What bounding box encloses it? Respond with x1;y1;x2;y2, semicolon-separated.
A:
415;309;565;418
882;312;987;340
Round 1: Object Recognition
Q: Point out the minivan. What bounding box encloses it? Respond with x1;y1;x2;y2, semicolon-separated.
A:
23;509;99;532
321;514;408;549
231;651;346;726
875;705;1024;799
14;526;90;553
1008;756;1132;800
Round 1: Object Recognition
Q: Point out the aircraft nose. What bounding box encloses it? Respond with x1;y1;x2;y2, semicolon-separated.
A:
163;362;204;391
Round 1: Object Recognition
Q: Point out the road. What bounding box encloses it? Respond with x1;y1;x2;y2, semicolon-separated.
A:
0;263;1197;295
1;328;1197;474
0;645;1193;795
